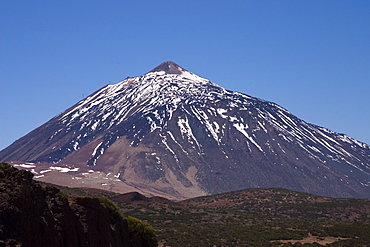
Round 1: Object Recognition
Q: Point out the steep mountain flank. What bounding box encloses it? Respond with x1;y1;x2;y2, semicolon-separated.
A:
0;163;153;247
1;61;369;199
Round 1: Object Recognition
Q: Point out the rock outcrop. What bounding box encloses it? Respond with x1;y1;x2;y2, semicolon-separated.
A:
0;163;144;247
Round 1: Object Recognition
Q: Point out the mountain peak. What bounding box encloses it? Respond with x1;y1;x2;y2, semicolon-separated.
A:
149;61;185;74
1;62;370;200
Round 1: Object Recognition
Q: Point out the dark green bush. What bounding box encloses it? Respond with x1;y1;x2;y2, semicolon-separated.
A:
95;196;125;222
57;190;70;198
0;162;12;170
126;216;158;247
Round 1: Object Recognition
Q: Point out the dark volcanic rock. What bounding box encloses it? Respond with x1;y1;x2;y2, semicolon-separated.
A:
150;61;184;74
112;192;150;202
0;165;135;247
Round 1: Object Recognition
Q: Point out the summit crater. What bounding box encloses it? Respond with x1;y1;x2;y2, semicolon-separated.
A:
149;61;184;74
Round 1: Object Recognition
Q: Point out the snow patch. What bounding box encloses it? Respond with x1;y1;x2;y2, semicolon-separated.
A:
92;142;103;156
14;163;36;168
233;123;264;152
50;166;79;173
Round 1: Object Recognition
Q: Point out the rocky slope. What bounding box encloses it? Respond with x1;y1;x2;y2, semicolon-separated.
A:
1;61;369;200
0;163;151;247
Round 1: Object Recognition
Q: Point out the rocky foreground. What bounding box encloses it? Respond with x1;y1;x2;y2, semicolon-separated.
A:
0;163;155;247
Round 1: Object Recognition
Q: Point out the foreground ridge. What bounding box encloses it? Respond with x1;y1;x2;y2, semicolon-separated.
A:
0;164;158;247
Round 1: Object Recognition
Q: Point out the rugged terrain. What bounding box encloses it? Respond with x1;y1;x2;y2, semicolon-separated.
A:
3;162;368;246
0;163;156;247
110;188;370;246
56;184;370;246
1;61;369;200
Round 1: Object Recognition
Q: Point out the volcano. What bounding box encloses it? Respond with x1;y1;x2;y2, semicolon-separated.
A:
1;61;369;200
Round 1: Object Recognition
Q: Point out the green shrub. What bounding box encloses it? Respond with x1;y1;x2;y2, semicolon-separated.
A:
126;216;158;247
0;162;12;170
57;190;70;198
95;196;125;222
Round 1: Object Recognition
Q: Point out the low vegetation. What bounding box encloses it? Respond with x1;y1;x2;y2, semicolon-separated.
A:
94;196;158;246
0;162;12;170
126;216;158;247
112;188;370;246
95;196;125;222
51;180;370;246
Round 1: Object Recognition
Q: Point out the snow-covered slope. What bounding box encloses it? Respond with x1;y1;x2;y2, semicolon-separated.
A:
1;61;369;199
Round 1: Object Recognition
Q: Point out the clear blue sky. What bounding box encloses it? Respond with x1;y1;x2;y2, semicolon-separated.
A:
1;1;369;150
